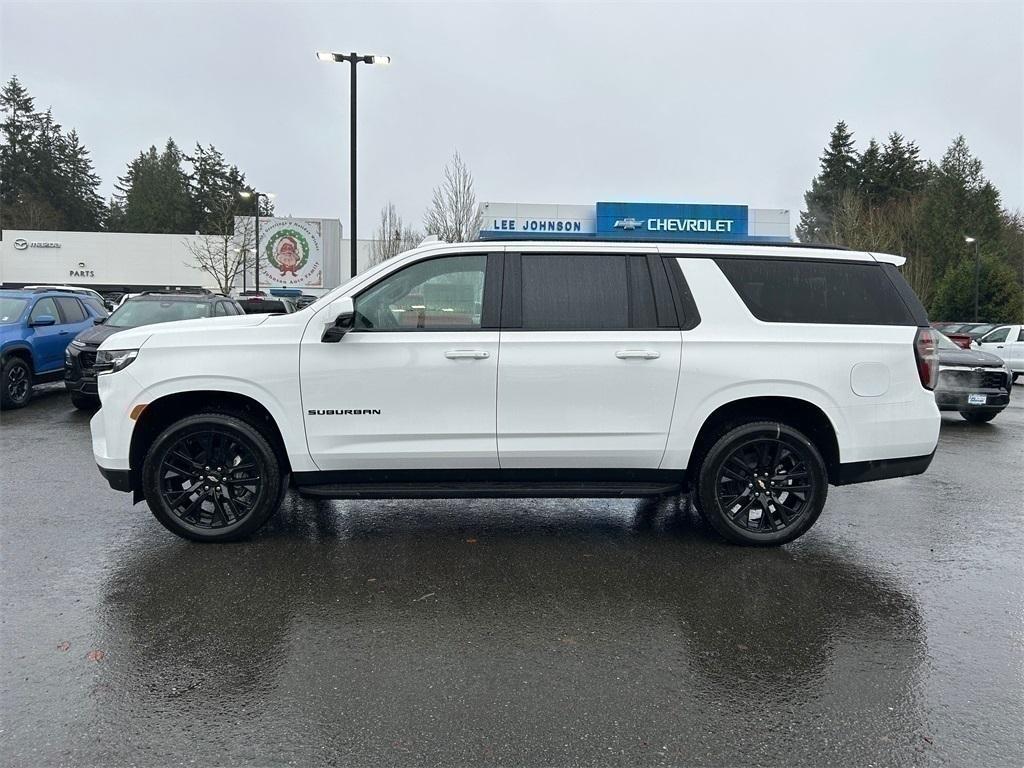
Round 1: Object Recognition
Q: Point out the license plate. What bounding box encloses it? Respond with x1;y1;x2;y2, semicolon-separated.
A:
968;394;987;405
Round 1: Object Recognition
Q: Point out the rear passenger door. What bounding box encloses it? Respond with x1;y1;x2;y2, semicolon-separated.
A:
496;252;683;468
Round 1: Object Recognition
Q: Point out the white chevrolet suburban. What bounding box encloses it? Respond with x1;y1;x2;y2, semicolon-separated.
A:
90;240;941;545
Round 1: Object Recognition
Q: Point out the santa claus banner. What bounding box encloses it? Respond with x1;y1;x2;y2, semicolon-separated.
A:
251;217;323;288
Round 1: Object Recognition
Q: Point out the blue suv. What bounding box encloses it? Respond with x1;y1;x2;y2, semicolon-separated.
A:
1;289;106;409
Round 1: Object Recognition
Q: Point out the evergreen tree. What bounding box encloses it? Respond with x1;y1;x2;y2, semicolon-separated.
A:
0;75;37;213
857;139;885;203
796;121;859;242
879;132;926;200
930;253;1023;323
61;129;105;230
113;139;194;233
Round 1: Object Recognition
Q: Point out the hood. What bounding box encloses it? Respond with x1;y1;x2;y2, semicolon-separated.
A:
938;347;1007;368
73;322;126;346
97;312;272;351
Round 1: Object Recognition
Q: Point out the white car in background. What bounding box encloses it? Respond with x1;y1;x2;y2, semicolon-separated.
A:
974;324;1024;382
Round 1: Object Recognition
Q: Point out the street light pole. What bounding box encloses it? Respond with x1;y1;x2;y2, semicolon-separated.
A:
241;190;272;293
316;50;391;280
965;236;980;321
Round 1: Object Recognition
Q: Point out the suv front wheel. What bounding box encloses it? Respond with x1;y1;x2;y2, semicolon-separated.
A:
142;412;284;542
695;421;827;546
1;357;32;410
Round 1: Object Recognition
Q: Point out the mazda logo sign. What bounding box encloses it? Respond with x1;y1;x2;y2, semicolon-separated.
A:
13;238;28;250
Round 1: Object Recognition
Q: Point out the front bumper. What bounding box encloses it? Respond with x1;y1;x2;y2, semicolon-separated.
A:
64;344;100;397
935;388;1010;412
97;464;133;492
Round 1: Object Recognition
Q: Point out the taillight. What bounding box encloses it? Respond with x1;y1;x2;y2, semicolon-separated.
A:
914;327;938;390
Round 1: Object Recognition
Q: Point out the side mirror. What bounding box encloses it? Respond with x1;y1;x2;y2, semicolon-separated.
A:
30;314;56;327
94;316;106;325
321;297;355;343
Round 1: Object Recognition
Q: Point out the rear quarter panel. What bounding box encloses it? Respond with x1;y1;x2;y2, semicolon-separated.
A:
661;258;939;469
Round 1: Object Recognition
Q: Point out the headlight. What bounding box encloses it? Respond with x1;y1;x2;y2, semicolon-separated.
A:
95;348;138;374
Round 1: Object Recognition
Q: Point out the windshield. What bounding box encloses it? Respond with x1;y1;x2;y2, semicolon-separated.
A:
0;298;28;324
107;299;212;328
936;332;960;351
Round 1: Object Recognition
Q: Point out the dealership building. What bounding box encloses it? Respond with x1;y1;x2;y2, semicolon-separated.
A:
0;216;352;296
0;201;791;295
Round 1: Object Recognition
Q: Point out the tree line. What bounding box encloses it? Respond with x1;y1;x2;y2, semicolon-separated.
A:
798;121;1023;322
0;75;272;237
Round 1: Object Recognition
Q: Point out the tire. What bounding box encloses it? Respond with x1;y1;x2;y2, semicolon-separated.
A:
142;412;283;542
695;421;828;546
960;410;997;423
1;357;32;410
70;392;99;411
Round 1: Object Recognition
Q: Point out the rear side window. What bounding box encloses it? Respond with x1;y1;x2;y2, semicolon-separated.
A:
715;258;916;325
55;297;87;323
520;254;628;330
82;297;108;317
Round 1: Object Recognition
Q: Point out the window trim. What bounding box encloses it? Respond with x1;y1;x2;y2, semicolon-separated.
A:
350;251;501;333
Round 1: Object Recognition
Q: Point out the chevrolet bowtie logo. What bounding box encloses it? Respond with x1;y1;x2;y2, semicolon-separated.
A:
613;217;645;230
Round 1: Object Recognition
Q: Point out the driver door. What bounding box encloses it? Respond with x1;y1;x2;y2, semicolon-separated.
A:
299;252;502;471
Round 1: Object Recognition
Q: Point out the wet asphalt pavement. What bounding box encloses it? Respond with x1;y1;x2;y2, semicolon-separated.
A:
1;384;1022;767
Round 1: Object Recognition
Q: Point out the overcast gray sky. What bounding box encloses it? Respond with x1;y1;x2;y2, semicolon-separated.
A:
2;1;1021;237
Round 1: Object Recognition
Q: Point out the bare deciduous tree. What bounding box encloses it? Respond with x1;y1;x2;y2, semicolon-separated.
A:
369;201;422;267
184;199;254;294
423;150;482;243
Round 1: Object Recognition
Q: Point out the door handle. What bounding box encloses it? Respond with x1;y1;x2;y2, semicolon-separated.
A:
996;345;1004;349
59;330;69;336
445;349;490;360
615;350;660;360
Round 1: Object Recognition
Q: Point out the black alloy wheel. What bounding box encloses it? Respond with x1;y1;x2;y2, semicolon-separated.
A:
1;357;32;410
143;413;283;541
697;421;827;546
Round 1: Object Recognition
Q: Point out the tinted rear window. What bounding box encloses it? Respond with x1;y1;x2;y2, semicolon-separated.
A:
715;258;916;325
520;254;628;330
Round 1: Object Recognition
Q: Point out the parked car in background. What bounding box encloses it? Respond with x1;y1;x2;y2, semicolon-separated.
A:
973;324;1023;383
65;291;244;409
1;288;106;409
23;284;114;312
933;332;1013;422
295;294;319;309
238;296;297;314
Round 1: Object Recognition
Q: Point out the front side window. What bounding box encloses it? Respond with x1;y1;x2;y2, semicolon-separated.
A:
29;297;59;323
214;302;230;317
55;297;86;323
981;327;1009;344
355;255;486;330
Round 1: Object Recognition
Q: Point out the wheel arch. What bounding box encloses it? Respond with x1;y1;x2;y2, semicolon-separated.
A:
684;395;841;483
2;344;35;371
129;390;293;497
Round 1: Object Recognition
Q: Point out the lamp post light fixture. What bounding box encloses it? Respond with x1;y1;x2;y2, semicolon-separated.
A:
240;190;273;293
965;236;980;322
315;50;391;279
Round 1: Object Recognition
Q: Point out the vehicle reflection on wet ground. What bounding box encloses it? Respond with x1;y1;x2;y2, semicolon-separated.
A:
2;384;1022;766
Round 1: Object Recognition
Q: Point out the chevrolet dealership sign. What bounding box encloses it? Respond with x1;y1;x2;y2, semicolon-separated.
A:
478;201;790;242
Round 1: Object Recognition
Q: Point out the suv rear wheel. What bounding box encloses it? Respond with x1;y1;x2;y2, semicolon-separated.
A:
1;357;32;410
695;421;827;546
142;412;283;542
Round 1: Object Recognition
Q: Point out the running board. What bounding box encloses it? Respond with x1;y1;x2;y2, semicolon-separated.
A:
295;481;682;500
